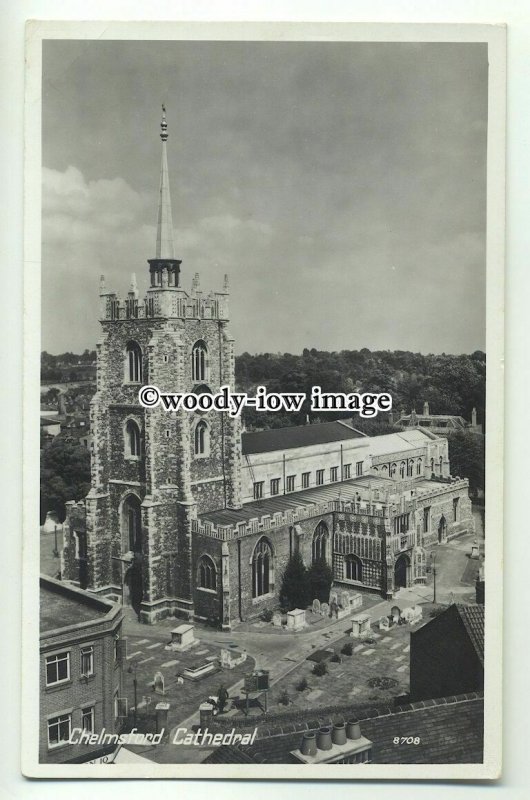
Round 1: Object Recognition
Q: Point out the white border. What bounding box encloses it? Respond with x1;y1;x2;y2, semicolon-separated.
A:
21;19;505;782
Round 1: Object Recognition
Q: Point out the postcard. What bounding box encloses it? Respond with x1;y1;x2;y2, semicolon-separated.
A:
22;20;505;779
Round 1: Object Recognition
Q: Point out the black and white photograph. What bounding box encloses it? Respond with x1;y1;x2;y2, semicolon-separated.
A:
21;21;505;780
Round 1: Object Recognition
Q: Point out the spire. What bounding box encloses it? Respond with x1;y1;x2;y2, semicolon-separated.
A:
155;104;175;259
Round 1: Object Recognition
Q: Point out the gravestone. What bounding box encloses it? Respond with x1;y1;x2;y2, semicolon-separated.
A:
378;616;391;631
272;612;283;628
312;599;321;615
401;605;423;625
350;613;371;639
286;608;307;631
153;671;165;695
390;605;401;624
320;602;330;617
329;590;338;606
166;623;197;651
340;591;350;610
349;592;363;611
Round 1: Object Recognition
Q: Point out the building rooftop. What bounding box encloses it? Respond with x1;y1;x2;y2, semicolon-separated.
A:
203;692;484;765
242;420;365;455
40;575;117;635
200;475;392;528
455;604;485;665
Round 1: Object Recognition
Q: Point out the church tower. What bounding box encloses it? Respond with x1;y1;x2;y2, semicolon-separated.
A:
63;106;242;623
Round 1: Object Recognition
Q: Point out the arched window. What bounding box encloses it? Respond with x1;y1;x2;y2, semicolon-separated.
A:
198;555;217;591
344;554;363;582
416;458;422;476
399;461;406;479
390;463;396;477
252;538;273;598
122;495;142;553
192;340;208;383
312;521;329;563
407;459;414;477
125;419;141;457
439;455;443;473
431;457;435;475
194;420;209;456
125;341;143;383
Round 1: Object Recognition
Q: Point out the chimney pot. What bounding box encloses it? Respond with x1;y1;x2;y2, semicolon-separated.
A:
332;722;347;745
316;726;333;751
346;719;361;740
300;732;317;756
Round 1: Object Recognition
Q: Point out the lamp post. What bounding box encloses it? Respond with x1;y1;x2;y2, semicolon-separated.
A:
432;552;437;604
127;660;139;727
112;553;134;606
53;524;59;558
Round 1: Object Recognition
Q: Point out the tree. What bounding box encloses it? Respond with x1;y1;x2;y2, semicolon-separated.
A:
279;551;310;611
307;558;333;603
447;431;485;496
40;435;91;523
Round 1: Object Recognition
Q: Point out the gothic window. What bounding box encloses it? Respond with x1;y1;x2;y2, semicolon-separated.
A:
453;497;459;521
125;341;143;383
399;461;406;479
125;419;141;457
192;340;208;383
122;495;142;553
416;458;422;476
252;537;273;598
407;460;414;477
431;457;435;475
194;420;209;456
390;463;396;477
198;555;217;591
312;521;329;563
344;554;363;582
439;455;443;473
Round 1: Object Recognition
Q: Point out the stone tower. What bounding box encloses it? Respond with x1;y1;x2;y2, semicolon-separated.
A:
63;106;242;623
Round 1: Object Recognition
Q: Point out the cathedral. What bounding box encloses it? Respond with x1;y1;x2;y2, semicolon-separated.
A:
62;109;475;626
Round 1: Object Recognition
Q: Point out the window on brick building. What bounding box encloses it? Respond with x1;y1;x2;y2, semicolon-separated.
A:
125;419;141;457
286;475;295;493
45;652;70;686
80;646;94;677
330;466;338;482
453;497;459;521
252;537;273;598
302;472;310;489
270;478;280;496
312;521;329;563
122;494;142;553
198;555;217;591
399;461;406;479
423;506;431;533
356;461;363;476
316;469;324;486
345;554;363;582
416;458;422;476
194;419;209;456
47;713;71;748
81;706;95;734
191;340;208;382
343;464;351;479
125;341;143;383
253;481;264;500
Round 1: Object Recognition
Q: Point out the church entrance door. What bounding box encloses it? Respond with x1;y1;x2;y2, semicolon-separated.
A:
394;554;410;590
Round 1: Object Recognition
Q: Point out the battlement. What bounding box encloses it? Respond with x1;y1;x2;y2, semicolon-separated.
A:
99;270;230;322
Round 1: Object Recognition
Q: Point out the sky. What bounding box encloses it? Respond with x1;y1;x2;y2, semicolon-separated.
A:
42;40;487;355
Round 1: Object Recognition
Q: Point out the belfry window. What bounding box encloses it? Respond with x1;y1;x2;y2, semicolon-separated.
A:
252;538;273;598
192;341;208;383
122;495;142;553
198;555;217;591
125;420;141;457
125;341;143;383
194;420;209;456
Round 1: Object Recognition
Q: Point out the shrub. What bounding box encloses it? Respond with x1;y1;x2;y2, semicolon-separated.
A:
341;642;353;656
367;676;399;690
279;551;310;610
278;690;290;706
307;558;333;603
312;661;328;677
260;609;274;623
295;677;309;692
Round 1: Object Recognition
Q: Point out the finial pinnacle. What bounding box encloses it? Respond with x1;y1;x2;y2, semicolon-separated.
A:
160;104;168;142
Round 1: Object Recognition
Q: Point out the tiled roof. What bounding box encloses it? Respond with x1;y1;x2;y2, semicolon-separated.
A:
456;604;485;665
203;692;484;765
242;420;365;455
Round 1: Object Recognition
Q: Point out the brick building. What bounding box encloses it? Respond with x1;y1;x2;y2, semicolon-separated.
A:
40;575;125;763
62;108;475;626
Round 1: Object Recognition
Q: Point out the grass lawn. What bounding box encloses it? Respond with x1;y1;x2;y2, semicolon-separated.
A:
268;604;441;712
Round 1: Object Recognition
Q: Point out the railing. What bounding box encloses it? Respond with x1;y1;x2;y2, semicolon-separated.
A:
101;292;227;321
